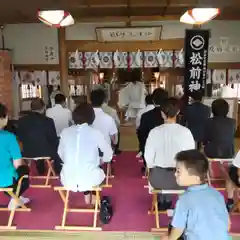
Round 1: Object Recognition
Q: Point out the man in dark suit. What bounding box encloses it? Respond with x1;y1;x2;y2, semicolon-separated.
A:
185;91;211;150
204;98;236;159
17;98;62;175
138;88;168;172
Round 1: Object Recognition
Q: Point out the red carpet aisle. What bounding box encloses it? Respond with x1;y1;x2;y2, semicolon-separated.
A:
0;151;240;233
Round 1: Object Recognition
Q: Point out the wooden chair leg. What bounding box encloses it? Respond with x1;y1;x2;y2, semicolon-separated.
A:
105;163;112;188
148;192;160;229
55;187;102;231
60;190;69;228
93;190;100;228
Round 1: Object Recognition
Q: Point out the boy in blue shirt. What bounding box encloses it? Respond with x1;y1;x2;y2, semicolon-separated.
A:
162;149;230;240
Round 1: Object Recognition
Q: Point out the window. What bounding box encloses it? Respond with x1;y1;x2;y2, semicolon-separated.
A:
21;84;42;99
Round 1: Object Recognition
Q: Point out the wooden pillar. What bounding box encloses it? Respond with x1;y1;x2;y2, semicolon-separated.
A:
58;28;69;97
0;51;13;116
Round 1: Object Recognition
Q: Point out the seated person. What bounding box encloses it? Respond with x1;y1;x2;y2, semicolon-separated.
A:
46;93;72;137
226;150;240;211
204;98;236;159
162;150;230;240
185;91;210;149
144;98;195;210
91;89;118;148
135;94;154;157
0;103;30;210
101;92;121;154
58;103;113;204
138;88;168;171
17;98;61;175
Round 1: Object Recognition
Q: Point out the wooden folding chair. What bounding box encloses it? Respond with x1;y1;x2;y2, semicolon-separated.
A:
142;167;149;179
207;158;232;191
54;186;102;231
148;189;184;232
23;157;59;188
0;175;31;230
104;162;114;188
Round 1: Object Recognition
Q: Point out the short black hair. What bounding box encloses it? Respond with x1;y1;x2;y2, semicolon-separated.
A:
152;88;168;106
72;103;95;125
72;95;88;105
0;103;7;118
175;150;209;182
55;94;66;104
31;98;45;111
191;91;203;101
90;89;105;107
161;98;180;118
211;98;229;117
145;94;153;105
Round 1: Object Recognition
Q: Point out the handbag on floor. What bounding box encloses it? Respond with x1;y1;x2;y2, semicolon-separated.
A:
99;196;113;224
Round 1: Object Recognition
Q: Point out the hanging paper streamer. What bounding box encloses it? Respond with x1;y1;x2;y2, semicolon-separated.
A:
75;49;81;67
135;49;141;67
178;48;184;65
156;49;165;66
113;50;120;68
127;52;131;72
93;50;100;67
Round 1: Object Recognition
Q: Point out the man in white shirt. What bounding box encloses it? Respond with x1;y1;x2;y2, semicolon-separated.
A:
46;94;72;137
102;97;121;154
90;89;118;147
145;98;195;210
135;94;154;129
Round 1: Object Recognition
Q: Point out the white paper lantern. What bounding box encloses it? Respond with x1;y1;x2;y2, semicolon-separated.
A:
37;10;74;27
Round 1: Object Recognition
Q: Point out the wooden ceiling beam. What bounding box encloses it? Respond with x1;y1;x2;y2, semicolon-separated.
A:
66;39;184;52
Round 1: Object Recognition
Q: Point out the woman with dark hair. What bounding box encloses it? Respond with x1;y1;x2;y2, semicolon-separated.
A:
58;103;113;204
204;98;236;159
0;103;30;210
144;98;195;210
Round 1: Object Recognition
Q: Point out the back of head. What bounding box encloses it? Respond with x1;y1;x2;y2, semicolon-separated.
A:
0;103;8;129
73;95;88;105
55;94;66;105
90;89;106;107
30;98;45;112
191;91;203;102
72;103;95;125
175;149;209;182
211;98;229;117
145;94;153;105
161;98;180;119
152;88;168;106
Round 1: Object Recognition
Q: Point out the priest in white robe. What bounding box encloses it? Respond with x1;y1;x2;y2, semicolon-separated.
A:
118;80;147;120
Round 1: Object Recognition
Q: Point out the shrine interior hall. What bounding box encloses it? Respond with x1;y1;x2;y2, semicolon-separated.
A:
2;0;240;239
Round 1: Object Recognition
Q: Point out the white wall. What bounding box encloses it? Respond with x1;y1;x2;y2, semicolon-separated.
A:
3;20;240;64
4;24;59;64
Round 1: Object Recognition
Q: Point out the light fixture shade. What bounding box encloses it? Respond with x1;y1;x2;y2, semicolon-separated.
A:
37;10;74;27
180;8;220;25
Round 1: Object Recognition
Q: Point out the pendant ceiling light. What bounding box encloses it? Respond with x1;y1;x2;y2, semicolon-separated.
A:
180;8;220;25
37;10;75;27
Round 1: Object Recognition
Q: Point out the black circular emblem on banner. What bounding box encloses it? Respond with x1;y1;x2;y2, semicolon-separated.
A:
190;35;205;51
